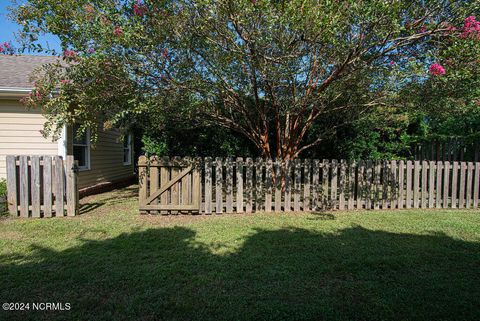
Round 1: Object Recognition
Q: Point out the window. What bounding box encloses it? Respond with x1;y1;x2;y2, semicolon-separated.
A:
123;133;132;165
73;125;90;170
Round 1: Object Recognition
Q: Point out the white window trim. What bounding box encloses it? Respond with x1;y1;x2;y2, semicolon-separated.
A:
73;128;91;171
123;133;133;166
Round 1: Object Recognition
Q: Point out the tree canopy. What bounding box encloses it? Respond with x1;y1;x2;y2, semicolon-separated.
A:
10;0;480;159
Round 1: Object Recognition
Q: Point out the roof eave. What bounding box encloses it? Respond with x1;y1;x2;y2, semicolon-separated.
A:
0;87;32;99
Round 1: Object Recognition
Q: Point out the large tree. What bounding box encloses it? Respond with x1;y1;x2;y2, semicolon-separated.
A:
11;0;479;159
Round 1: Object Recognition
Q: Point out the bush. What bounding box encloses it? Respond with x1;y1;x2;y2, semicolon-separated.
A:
0;179;7;215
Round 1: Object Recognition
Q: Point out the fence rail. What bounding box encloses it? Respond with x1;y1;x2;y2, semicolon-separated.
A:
139;157;480;214
6;155;79;218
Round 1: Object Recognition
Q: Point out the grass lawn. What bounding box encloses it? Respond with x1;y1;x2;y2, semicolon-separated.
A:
1;185;480;321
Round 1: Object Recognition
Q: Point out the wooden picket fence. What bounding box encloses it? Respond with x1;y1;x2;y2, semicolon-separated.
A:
6;155;79;218
138;157;480;214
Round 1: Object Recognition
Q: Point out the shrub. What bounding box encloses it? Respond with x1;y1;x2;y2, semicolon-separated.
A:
0;179;7;214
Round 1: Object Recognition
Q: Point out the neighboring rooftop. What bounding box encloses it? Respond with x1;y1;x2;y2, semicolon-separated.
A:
0;54;59;89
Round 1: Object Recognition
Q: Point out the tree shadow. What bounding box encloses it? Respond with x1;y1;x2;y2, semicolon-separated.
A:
1;226;479;321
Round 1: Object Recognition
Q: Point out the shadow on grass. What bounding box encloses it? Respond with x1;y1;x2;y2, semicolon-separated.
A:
1;226;479;321
79;186;138;214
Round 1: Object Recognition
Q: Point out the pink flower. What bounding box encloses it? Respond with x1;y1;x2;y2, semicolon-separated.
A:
389;61;395;66
133;1;147;16
35;91;42;100
63;49;77;58
429;63;446;76
3;42;11;49
0;46;4;53
460;16;480;39
113;26;123;36
60;79;71;85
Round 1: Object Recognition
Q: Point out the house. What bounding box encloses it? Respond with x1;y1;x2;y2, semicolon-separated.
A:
0;55;135;195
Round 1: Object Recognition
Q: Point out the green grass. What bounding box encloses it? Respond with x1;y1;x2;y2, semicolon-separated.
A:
1;186;480;321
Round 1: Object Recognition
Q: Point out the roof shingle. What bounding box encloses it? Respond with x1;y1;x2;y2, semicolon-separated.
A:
0;55;59;89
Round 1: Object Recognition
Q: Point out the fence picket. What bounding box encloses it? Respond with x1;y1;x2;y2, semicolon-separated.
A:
322;160;329;209
451;162;458;208
255;158;263;212
398;160;404;209
459;162;466;208
294;159;301;212
390;160;397;209
365;160;373;210
413;161;420;208
215;157;223;214
348;161;355;210
160;157;169;209
466;162;473;209
428;161;435;208
374;161;381;210
245;158;253;213
54;156;64;217
236;157;244;213
19;156;29;217
382;161;389;209
339;160;346;210
406;161;412;209
150;157;159;214
304;159;311;211
274;160;282;212
31;156;41;218
265;159;273;212
436;162;443;208
331;159;338;210
204;157;212;214
357;161;365;209
284;160;292;212
43;156;52;217
420;161;427;208
443;162;450;208
226;158;234;213
6;156;17;216
312;159;320;211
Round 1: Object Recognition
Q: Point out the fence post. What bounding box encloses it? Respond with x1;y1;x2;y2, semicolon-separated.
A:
66;156;79;216
138;156;148;212
6;156;17;216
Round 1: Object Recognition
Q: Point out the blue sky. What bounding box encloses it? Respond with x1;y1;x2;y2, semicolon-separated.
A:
0;0;61;54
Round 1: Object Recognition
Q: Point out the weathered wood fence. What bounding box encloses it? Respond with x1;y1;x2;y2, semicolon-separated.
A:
6;155;79;217
139;156;480;214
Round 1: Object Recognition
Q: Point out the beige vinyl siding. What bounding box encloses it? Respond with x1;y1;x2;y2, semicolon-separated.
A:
0;100;58;179
67;126;134;189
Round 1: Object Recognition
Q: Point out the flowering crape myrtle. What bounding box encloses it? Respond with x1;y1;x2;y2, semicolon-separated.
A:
9;0;480;160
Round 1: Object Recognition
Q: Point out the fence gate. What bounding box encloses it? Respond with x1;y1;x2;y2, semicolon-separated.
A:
138;156;201;213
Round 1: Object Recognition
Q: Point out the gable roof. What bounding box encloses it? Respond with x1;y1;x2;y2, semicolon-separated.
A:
0;54;59;90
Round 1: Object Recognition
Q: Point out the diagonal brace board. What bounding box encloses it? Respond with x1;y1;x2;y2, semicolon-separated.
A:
144;166;193;205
